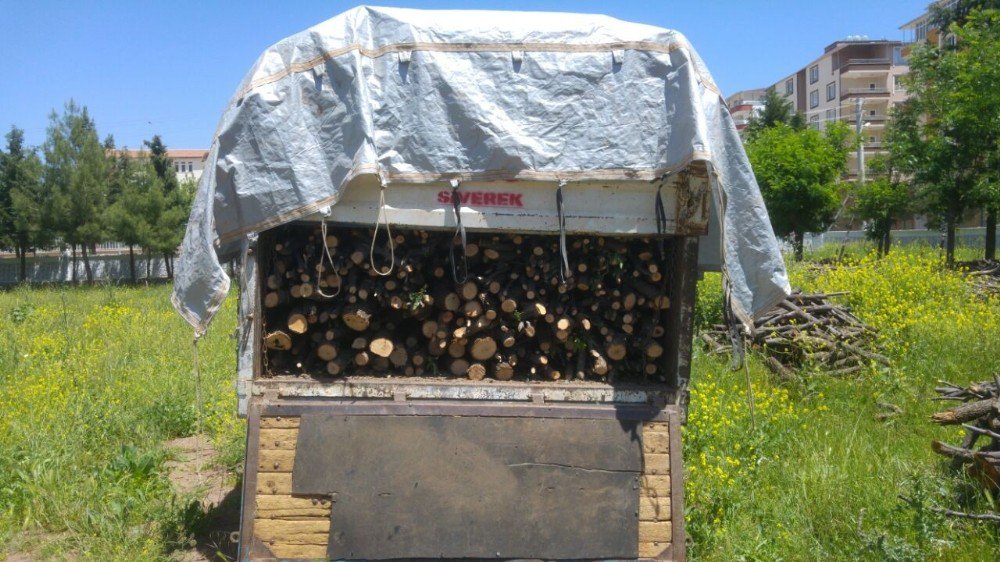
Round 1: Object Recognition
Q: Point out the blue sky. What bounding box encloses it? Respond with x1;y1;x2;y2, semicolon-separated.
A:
0;0;926;150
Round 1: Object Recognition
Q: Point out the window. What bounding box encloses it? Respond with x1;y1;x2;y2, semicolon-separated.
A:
893;75;904;91
869;109;877;116
916;22;927;42
809;64;819;84
785;78;794;95
826;108;837;121
809;114;820;130
187;162;193;172
826;82;836;101
869;83;877;91
809;89;819;109
174;162;179;172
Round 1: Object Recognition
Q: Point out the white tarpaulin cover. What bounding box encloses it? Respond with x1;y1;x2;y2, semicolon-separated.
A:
172;5;790;334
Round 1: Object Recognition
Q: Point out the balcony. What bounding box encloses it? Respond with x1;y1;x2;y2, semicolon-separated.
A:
840;113;889;124
841;87;890;100
840;58;891;74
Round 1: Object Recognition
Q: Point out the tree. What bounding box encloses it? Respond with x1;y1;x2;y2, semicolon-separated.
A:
893;8;1000;264
744;88;807;140
854;107;920;258
0;126;45;282
746;121;854;261
104;149;153;282
949;8;1000;260
929;0;1000;32
142;134;183;276
853;155;911;257
43;101;108;282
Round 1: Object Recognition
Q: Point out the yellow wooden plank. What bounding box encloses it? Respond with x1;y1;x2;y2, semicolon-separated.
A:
639;495;672;521
638;541;670;559
259;428;300;450
257;495;331;510
642;432;669;454
638;521;673;543
644;453;670;475
257;472;293;495
258;449;296;472
255;519;330;534
267;543;329;560
639;475;671;496
257;532;330;546
256;495;331;519
644;421;670;433
260;416;301;429
255;519;330;545
256;510;330;521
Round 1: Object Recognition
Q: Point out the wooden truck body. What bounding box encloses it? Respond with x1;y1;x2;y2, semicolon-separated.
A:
235;175;703;561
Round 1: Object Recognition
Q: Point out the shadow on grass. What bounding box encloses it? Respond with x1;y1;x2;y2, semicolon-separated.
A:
178;478;242;562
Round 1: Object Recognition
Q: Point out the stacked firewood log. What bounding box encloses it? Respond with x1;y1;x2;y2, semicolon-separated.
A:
700;291;888;378
961;260;1000;300
260;224;672;382
931;379;1000;493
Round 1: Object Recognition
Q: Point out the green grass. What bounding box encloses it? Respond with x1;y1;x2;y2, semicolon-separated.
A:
686;244;1000;560
0;242;997;560
0;284;242;561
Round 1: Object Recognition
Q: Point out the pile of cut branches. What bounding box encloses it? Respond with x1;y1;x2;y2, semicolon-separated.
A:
932;378;1000;494
700;291;888;378
959;260;1000;300
915;378;1000;525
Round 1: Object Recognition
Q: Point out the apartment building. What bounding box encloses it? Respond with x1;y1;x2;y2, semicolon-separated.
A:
725;88;767;135
900;0;958;48
118;148;209;183
769;37;909;178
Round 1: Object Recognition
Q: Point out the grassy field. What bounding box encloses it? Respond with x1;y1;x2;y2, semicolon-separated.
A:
0;243;998;560
687;246;1000;561
0;284;242;560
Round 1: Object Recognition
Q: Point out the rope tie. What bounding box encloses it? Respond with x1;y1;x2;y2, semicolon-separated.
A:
370;184;395;276
722;285;755;430
316;218;342;298
723;284;746;371
192;334;204;435
556;181;570;285
449;179;469;284
655;182;668;261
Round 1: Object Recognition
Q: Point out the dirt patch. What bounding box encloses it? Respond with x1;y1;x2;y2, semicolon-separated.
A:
3;531;76;562
4;553;41;562
164;435;233;507
164;436;241;562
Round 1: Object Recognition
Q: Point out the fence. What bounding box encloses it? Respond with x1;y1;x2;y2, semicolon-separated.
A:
803;227;999;251
0;253;171;285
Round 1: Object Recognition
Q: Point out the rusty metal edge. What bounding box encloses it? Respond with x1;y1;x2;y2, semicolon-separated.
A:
260;399;673;422
665;408;686;562
238;399;262;562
